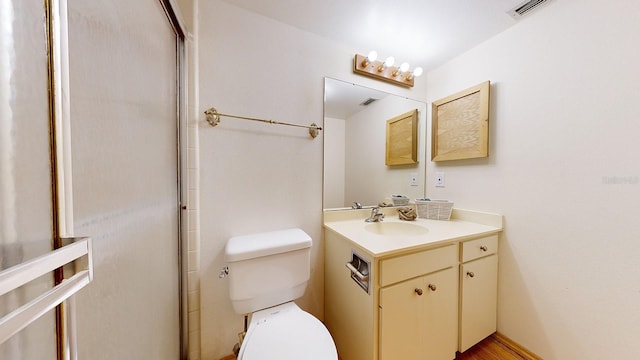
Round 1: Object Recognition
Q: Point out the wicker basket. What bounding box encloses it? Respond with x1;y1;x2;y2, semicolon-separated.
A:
415;199;453;220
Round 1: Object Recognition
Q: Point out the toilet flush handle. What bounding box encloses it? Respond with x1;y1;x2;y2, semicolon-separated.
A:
219;266;229;278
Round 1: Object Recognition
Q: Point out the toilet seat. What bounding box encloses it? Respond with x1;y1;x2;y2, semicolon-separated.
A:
238;302;338;360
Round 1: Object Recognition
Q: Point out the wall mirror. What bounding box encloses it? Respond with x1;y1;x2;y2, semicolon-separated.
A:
323;77;427;209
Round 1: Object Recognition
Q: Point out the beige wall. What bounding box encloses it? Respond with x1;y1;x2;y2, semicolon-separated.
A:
426;0;640;358
196;1;425;358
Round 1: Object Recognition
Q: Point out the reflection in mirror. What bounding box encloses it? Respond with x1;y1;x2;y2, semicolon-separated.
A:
323;78;427;209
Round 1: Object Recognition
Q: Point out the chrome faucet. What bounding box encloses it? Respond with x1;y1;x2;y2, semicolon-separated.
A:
352;202;362;209
365;207;385;222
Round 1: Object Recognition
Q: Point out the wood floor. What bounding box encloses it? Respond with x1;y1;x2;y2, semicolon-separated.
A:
455;335;529;360
220;334;533;360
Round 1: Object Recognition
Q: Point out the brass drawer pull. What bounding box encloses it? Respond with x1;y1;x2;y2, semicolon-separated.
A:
415;288;423;296
480;246;488;252
467;271;475;278
428;284;437;292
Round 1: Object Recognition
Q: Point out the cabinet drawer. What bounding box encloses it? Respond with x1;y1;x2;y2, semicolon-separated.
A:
461;234;498;263
380;244;457;287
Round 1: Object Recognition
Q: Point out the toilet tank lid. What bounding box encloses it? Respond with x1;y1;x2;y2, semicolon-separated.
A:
225;228;312;262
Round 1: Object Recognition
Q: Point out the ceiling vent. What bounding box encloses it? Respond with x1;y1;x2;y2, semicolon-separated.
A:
507;0;553;19
360;98;378;106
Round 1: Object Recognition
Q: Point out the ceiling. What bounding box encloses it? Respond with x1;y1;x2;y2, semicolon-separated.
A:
220;0;529;72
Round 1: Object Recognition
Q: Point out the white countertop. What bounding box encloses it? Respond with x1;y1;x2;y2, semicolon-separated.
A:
323;208;503;257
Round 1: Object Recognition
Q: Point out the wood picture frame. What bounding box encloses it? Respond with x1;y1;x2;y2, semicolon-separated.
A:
431;81;490;161
386;109;418;166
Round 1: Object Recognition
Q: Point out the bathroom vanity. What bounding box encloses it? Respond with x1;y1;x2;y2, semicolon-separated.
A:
323;207;502;360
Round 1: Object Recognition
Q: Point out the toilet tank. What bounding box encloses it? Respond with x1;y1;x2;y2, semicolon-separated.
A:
225;228;312;314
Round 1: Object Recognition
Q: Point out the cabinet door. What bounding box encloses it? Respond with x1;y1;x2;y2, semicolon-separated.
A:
422;267;458;360
379;276;425;360
459;254;498;352
379;267;458;360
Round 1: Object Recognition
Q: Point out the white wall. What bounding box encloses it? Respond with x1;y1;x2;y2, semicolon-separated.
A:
426;0;640;358
196;1;426;358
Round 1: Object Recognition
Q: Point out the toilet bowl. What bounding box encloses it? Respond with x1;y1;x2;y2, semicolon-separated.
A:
225;228;337;360
237;302;337;360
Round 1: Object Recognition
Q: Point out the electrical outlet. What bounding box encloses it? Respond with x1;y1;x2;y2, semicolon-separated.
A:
409;173;418;186
435;172;445;187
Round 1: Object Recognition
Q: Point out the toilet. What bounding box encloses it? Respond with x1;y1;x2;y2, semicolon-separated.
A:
225;228;338;360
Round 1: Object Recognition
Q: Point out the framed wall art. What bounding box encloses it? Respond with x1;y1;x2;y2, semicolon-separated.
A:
431;81;490;161
386;109;418;165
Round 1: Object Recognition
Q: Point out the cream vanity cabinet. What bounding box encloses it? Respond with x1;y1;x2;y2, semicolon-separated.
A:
459;235;499;352
324;234;462;360
324;212;502;360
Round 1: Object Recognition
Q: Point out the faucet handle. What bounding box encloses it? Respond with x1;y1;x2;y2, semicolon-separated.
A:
365;207;383;222
352;202;362;209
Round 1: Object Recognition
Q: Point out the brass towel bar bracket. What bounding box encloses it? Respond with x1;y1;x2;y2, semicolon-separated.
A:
204;107;322;139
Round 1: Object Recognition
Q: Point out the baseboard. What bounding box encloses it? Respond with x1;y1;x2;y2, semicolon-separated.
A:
491;332;543;360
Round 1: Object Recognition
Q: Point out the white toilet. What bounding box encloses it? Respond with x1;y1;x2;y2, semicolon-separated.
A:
225;228;338;360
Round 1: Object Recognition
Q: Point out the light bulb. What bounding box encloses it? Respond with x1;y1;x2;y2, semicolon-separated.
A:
392;62;410;77
378;56;395;72
407;67;423;80
361;50;378;67
367;51;378;62
384;56;395;67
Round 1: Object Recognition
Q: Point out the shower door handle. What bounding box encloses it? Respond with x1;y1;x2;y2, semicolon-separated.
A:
0;237;94;343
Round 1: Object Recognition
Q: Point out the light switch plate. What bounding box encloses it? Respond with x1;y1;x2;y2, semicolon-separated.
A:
409;173;418;186
435;172;445;187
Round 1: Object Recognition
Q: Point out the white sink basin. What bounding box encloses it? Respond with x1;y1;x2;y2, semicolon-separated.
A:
364;222;429;236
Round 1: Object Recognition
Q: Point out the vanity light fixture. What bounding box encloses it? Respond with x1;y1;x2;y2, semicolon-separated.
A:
353;52;422;88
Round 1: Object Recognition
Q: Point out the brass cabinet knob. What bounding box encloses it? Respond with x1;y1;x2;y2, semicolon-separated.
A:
415;288;423;296
428;284;437;292
480;246;488;252
467;271;475;278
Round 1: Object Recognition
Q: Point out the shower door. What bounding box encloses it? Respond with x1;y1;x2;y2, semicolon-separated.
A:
67;0;183;358
2;0;185;359
0;0;59;359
